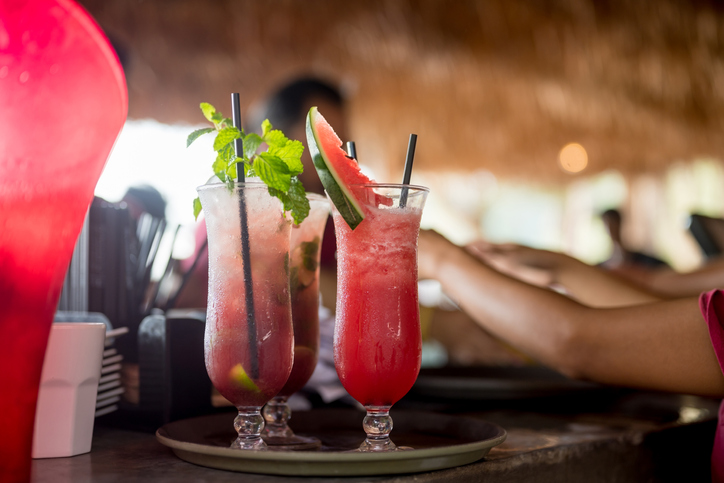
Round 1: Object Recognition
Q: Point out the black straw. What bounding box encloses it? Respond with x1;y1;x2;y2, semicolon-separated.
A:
346;141;357;162
149;224;180;312
165;237;206;311
231;92;259;380
400;133;417;208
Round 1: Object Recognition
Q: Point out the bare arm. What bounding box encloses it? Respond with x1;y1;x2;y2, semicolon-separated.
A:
640;257;724;297
466;242;661;308
420;231;724;397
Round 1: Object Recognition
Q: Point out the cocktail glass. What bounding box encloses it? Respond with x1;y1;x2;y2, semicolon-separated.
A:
0;0;126;479
331;184;429;452
198;182;295;450
262;193;329;449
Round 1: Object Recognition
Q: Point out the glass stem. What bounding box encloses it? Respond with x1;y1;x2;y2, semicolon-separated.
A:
262;396;294;439
231;407;266;450
360;406;396;452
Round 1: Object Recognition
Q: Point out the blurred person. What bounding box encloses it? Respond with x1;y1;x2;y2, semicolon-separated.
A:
248;77;347;198
248;76;348;310
599;208;669;273
121;184;166;221
419;229;724;479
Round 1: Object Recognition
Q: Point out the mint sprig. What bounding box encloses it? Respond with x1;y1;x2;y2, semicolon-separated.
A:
187;102;310;224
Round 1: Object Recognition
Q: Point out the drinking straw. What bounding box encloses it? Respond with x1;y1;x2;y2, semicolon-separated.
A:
139;218;166;297
148;224;180;311
346;141;357;161
144;219;166;276
400;133;417;208
164;237;207;311
231;92;259;379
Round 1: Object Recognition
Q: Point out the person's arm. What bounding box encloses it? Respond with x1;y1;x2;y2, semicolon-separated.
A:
466;242;661;308
419;230;724;397
637;257;724;297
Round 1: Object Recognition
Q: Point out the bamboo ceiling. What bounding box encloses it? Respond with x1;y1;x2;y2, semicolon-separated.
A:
79;0;724;183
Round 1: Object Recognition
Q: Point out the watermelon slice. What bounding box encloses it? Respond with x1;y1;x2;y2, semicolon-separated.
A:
305;107;375;230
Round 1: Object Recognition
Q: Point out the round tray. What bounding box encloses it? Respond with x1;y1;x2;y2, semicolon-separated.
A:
156;409;506;476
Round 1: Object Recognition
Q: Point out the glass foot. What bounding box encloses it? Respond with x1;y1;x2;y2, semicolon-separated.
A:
230;407;267;450
231;436;267;450
263;434;322;451
261;396;322;450
358;406;412;452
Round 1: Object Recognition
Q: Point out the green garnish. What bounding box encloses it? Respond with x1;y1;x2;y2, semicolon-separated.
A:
300;237;320;272
290;236;321;294
187;102;310;224
229;363;260;392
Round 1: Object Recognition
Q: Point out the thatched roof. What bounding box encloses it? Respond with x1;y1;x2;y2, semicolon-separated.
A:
79;0;724;183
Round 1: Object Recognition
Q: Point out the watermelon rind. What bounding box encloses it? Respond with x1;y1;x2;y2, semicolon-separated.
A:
305;107;366;230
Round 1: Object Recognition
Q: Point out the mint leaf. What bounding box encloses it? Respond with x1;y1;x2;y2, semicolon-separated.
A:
193;197;202;220
213;126;240;152
213;144;234;182
287;178;310;224
218;143;234;165
200;103;217;123
187;127;214;147
268;181;309;225
269;139;304;175
256;153;291;192
225;161;237;180
261;119;272;138
301;236;320;271
263;129;289;149
243;133;263;160
190;104;309;224
268;186;292;211
212;156;227;181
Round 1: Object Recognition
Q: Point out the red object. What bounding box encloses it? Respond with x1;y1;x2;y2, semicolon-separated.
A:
0;0;127;480
699;290;724;482
333;207;423;407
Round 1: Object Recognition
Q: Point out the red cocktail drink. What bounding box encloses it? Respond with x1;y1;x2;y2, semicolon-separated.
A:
0;0;126;479
199;182;294;450
263;194;329;447
332;184;428;451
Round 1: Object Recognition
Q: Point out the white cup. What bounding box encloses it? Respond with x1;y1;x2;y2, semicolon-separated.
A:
32;322;106;459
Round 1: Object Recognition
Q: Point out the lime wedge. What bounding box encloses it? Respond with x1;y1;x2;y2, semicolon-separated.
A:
229;363;260;392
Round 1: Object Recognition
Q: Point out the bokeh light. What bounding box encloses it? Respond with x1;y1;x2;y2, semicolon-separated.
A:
559;143;588;173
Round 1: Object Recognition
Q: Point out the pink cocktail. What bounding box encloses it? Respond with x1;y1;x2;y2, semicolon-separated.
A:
0;0;126;479
332;184;428;451
263;193;329;448
198;182;294;450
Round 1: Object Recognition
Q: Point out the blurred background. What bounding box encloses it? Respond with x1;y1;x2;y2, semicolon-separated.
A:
83;0;724;271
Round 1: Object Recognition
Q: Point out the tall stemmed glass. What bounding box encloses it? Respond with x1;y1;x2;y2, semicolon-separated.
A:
263;193;329;448
332;184;429;452
198;182;294;450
